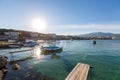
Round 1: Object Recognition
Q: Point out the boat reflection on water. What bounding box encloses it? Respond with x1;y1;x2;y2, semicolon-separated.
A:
51;53;61;59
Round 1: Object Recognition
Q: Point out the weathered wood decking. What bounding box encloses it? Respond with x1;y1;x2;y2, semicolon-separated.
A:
9;49;33;53
65;63;90;80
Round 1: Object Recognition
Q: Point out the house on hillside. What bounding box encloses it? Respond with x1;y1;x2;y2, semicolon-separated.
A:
4;31;20;40
0;35;8;41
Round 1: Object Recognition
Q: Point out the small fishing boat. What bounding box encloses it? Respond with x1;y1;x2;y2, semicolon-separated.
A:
40;46;63;54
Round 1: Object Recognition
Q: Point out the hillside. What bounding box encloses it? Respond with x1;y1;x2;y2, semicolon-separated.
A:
79;32;120;37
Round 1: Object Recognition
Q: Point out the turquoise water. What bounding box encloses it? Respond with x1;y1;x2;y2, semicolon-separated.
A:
1;40;120;80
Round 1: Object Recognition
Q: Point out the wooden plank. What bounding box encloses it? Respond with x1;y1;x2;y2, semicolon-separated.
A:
9;49;33;53
65;63;90;80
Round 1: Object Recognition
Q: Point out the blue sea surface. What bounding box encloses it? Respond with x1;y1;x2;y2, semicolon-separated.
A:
0;40;120;80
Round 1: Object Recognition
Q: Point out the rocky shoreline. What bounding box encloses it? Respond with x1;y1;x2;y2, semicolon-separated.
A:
0;55;8;80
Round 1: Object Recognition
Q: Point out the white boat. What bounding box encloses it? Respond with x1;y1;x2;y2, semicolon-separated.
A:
9;45;20;48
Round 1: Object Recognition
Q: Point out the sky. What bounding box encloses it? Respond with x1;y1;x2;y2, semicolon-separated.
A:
0;0;120;35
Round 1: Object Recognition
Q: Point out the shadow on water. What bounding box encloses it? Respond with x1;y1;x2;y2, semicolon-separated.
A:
87;66;95;80
87;68;94;80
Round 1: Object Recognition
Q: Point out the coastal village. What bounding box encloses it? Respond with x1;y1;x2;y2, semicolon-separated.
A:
0;29;119;42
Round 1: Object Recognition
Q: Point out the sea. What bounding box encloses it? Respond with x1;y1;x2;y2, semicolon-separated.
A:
0;40;120;80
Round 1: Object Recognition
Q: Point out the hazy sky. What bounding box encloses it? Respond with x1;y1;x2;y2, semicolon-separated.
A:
0;0;120;35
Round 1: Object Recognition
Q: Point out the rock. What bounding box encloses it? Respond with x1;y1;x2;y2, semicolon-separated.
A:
0;71;3;80
1;68;8;74
0;55;8;68
12;64;20;70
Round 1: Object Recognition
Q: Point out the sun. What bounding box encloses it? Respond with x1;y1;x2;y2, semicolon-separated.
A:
31;18;47;31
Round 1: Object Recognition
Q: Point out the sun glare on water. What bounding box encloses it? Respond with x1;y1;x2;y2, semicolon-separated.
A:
33;47;44;59
31;18;47;32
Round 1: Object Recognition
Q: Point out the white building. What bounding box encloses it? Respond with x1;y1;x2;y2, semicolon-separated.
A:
4;32;20;40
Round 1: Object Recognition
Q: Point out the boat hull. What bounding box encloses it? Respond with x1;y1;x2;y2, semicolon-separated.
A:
41;47;63;54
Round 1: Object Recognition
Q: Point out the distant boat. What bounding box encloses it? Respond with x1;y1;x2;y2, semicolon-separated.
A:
40;46;63;54
93;40;96;44
23;41;38;47
9;44;20;48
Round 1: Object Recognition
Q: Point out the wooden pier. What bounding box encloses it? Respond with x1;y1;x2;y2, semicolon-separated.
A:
9;49;33;53
65;63;90;80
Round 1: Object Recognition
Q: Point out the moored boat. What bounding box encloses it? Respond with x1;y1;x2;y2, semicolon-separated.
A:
9;45;20;48
40;46;63;54
23;41;38;47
